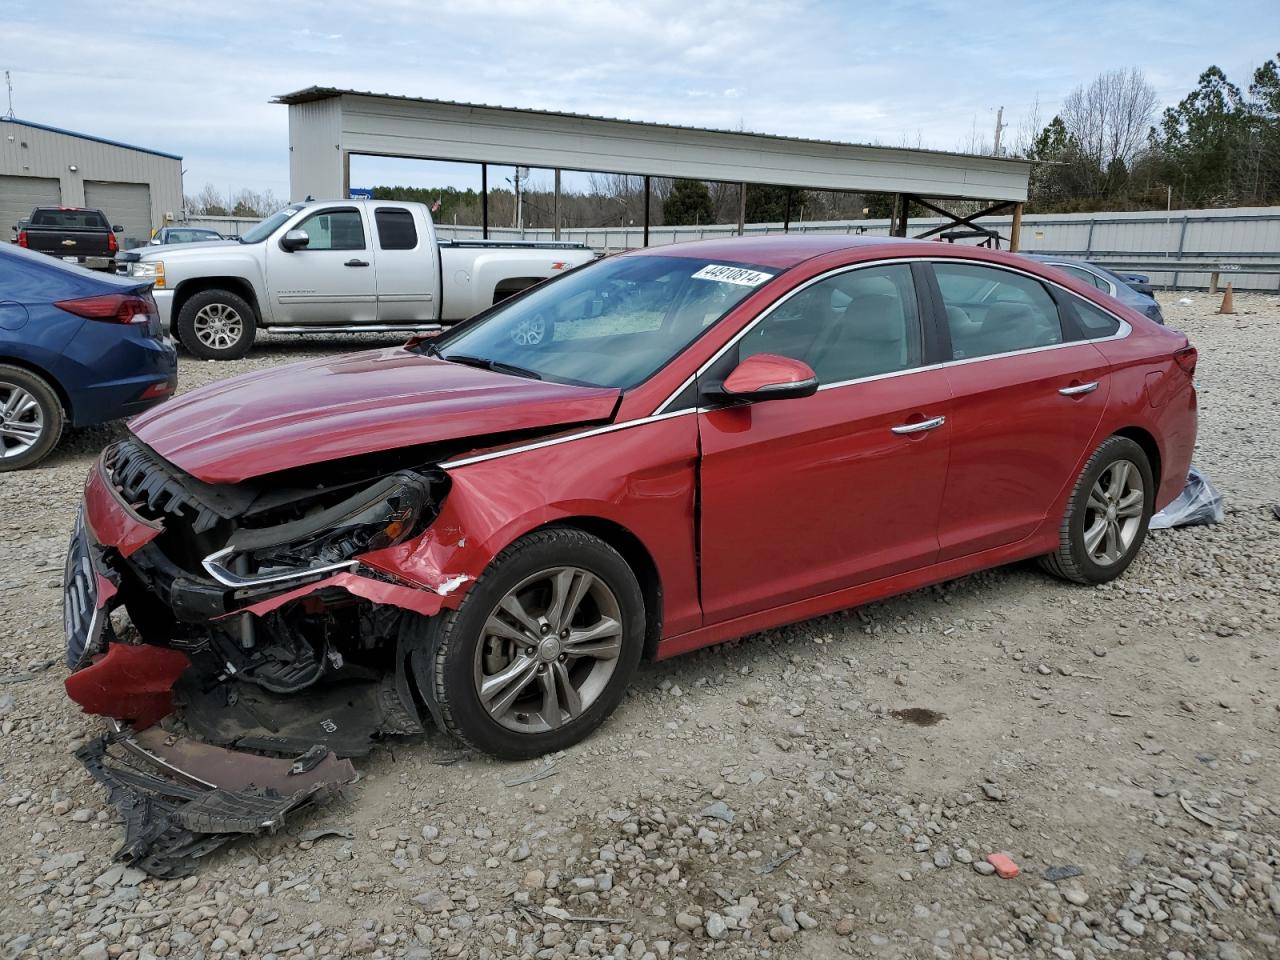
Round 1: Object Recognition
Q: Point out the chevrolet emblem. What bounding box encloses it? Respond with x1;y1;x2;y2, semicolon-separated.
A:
61;239;76;247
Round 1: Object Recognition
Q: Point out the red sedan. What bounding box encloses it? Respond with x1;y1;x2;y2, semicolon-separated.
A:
66;236;1197;767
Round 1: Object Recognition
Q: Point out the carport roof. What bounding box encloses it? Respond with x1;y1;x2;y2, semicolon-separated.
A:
274;86;1031;168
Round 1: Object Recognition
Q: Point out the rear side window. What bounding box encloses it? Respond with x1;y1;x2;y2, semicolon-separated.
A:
1067;296;1122;338
1057;264;1110;292
375;208;418;250
31;209;108;229
933;262;1063;360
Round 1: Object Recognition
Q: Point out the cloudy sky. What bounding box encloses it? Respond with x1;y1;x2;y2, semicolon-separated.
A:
6;0;1279;202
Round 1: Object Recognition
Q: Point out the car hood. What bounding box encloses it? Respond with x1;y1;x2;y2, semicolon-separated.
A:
133;240;240;260
129;347;620;484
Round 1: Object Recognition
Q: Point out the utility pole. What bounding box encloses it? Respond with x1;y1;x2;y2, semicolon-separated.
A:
992;105;1006;157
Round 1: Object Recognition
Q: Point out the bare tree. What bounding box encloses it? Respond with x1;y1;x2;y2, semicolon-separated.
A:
1060;68;1157;180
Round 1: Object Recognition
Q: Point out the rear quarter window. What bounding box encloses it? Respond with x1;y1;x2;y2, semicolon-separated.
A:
1067;296;1122;338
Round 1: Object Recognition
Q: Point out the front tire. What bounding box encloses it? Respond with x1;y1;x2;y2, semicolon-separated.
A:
177;289;257;360
0;365;64;471
427;527;645;760
1041;436;1154;585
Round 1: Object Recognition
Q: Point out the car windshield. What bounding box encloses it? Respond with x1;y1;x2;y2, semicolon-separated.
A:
426;255;779;388
239;206;303;244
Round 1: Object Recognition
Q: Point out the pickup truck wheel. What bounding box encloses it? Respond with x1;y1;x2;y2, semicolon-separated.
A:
0;365;64;472
426;527;645;760
177;289;257;360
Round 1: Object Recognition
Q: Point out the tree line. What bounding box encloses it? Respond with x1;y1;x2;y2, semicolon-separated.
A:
1022;55;1280;211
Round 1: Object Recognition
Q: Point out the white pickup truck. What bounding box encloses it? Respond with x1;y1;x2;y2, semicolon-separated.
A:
121;199;595;359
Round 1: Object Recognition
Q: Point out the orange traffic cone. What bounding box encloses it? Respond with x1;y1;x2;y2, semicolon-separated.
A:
1217;282;1235;315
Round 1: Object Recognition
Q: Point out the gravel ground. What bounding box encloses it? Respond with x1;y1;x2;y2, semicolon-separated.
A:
1;294;1277;960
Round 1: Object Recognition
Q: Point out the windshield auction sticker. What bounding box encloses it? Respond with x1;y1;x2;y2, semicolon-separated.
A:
691;264;775;287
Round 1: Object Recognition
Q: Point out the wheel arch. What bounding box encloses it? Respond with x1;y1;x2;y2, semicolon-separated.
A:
0;355;72;421
171;277;262;333
1111;425;1162;491
491;276;545;305
529;515;664;661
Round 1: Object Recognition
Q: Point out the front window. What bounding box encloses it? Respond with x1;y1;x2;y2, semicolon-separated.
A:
740;264;922;383
425;255;779;388
239;205;304;244
293;208;366;251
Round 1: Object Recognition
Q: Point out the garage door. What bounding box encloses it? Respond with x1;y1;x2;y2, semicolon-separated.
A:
0;175;61;239
84;181;152;250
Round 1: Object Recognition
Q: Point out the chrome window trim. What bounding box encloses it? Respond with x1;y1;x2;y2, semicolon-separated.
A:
656;255;1132;414
440;256;1133;472
1042;260;1118;297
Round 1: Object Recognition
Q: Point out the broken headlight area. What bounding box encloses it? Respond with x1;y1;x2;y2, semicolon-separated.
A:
67;439;459;875
203;471;434;588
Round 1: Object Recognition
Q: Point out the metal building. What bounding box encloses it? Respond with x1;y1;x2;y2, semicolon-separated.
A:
276;87;1034;248
0;117;183;249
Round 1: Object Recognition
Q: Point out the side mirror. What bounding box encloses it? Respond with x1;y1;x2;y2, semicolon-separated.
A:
280;229;310;252
112;225;124;233
711;353;819;404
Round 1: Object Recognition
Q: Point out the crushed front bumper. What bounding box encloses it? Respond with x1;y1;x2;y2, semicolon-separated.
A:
77;725;355;878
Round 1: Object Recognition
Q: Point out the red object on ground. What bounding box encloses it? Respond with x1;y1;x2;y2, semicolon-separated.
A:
986;853;1021;878
65;643;191;729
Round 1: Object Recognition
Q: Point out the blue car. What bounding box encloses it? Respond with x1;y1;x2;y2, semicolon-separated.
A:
0;244;177;470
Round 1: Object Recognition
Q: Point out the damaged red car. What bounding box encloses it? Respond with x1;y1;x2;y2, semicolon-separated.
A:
64;236;1197;872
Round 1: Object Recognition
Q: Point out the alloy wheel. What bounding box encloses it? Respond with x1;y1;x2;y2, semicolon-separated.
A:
511;315;546;346
192;303;244;350
0;382;45;459
1083;458;1144;566
473;566;623;733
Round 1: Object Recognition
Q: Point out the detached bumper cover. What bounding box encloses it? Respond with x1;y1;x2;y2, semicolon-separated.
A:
77;726;356;878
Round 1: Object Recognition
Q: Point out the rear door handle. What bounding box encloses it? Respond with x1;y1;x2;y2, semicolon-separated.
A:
891;415;946;435
344;259;370;267
1058;381;1099;396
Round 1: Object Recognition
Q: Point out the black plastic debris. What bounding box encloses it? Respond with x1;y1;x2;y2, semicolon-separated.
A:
77;728;355;878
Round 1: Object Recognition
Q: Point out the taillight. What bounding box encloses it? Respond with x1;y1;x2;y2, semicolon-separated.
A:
16;230;28;248
107;231;118;254
55;293;158;325
1173;346;1198;378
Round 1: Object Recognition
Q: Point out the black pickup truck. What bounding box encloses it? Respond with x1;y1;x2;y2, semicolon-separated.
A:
14;207;124;270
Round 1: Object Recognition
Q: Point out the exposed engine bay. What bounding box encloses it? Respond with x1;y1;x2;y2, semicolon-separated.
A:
63;434;482;875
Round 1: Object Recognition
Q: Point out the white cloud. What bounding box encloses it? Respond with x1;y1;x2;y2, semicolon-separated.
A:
5;0;1279;197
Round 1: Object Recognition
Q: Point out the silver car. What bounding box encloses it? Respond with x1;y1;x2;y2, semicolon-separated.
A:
1025;254;1164;325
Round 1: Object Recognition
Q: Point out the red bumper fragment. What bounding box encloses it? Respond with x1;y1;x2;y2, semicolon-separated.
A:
65;643;191;729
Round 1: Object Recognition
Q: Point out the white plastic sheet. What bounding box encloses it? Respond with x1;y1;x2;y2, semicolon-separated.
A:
1150;466;1224;530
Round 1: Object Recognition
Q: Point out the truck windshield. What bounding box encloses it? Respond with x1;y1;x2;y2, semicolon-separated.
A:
31;209;108;229
239;206;304;244
425;255;779;389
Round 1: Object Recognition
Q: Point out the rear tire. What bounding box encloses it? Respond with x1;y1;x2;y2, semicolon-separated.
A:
1040;436;1154;585
426;527;645;760
177;289;257;360
0;365;63;471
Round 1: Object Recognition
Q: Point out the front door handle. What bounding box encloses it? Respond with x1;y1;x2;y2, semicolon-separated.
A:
344;258;370;267
1058;381;1099;396
891;415;946;435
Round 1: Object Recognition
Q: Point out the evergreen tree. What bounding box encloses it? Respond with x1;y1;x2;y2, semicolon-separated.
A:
662;179;715;226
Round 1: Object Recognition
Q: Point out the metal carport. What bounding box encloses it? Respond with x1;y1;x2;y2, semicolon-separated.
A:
275;87;1033;249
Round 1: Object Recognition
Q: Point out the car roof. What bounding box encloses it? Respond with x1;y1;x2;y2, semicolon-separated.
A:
620;234;1030;270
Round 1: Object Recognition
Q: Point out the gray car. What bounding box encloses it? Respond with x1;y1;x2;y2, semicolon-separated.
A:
1024;254;1164;325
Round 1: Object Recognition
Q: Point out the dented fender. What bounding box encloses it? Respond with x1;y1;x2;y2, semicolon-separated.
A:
357;413;703;636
